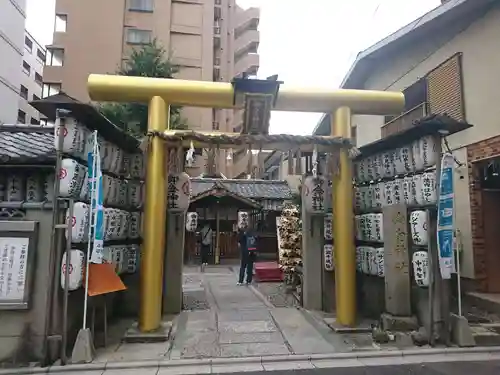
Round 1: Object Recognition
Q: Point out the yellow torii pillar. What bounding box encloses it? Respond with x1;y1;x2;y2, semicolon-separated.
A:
87;74;404;331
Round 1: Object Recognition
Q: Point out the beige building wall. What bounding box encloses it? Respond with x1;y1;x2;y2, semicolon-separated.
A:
43;0;260;177
353;5;500;279
19;30;45;124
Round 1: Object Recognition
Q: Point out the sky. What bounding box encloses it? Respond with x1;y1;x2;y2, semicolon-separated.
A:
26;0;441;135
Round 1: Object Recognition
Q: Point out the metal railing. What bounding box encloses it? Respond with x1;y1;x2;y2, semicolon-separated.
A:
381;102;428;138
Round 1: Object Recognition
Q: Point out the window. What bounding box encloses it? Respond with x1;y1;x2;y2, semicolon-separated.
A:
129;0;153;12
42;83;61;98
22;61;30;76
46;48;64;66
17;110;26;124
35;72;43;86
126;29;152;44
37;49;46;62
31;118;40;125
32;94;40;101
55;14;67;32
20;85;28;100
25;36;33;52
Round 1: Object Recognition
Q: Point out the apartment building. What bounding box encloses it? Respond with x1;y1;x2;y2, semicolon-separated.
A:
314;0;500;294
0;0;26;124
43;0;260;176
19;30;45;124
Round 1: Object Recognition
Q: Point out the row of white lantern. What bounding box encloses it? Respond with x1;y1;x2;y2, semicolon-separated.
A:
355;213;384;243
60;244;141;291
355;247;430;287
354;136;438;183
355;210;429;247
354;170;437;212
55;117;147;178
67;202;144;243
185;210;252;233
356;246;385;277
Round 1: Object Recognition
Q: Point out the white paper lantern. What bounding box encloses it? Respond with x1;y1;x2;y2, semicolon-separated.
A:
128;181;143;208
401;176;414;205
356;247;363;272
381;152;395;178
128;212;141;239
419;136;438;168
362;247;374;274
373;154;383;180
324;244;334;271
412;174;424;205
66;202;89;243
357;159;367;182
394;148;405;175
303;175;326;214
127;245;141;273
393;178;403;205
410;210;428;246
383;180;395;207
367;247;378;276
372;182;385;209
117;211;130;240
376;248;385;277
167;172;191;213
355;215;364;241
59;158;85;198
54;117;85;156
365;156;375;181
400;145;413;173
186;212;198;232
324;213;333;241
373;213;384;242
354;187;364;211
412;139;424;172
60;249;85;291
364;214;375;241
130;153;145;179
238;211;249;229
412;250;430;287
421;171;437;204
358;186;371;210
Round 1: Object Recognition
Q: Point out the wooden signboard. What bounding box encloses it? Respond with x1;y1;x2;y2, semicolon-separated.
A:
383;204;412;316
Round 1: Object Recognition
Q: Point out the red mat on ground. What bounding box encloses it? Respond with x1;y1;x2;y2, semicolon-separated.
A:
254;261;283;282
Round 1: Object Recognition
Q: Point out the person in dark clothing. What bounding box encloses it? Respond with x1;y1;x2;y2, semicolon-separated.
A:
237;227;258;285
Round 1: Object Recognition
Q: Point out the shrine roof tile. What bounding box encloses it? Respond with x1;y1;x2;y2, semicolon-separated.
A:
0;125;55;164
190;178;292;200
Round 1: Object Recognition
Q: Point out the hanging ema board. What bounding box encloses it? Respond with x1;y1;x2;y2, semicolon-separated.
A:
0;220;38;310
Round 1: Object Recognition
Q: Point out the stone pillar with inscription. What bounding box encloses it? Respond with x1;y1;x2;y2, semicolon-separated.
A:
383;204;412;316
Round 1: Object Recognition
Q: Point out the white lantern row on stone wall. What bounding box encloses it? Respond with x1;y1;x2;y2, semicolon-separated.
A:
412;250;430;287
303;175;326;214
354;171;437;212
101;244;141;275
356;247;384;277
238;211;249;229
324;244;334;271
354;213;384;242
354;136;438;183
167;172;191;213
324;213;333;241
186;212;198;232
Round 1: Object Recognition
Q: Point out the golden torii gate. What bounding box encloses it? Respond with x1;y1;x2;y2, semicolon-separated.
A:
87;74;404;332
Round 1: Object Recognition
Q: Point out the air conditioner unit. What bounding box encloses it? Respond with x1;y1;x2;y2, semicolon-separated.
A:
214;26;221;35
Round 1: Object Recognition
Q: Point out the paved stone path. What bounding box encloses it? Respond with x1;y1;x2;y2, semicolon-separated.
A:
169;266;347;359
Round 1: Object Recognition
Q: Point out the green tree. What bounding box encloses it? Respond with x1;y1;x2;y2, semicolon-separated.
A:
98;39;187;136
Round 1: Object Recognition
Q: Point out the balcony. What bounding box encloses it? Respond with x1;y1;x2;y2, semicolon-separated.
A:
234;53;259;78
235;7;260;34
234;29;259;56
381;102;429;138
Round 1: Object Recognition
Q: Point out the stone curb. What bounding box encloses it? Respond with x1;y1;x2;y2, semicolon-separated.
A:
2;346;500;374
